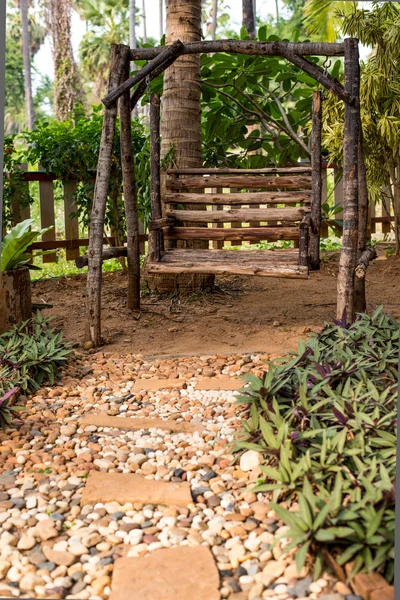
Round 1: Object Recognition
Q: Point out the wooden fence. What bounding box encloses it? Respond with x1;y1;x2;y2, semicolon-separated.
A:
3;162;394;263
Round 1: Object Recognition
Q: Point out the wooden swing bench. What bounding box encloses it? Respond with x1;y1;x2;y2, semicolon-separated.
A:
146;166;314;279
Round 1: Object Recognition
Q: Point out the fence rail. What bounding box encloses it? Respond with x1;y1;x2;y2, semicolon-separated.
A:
3;163;394;263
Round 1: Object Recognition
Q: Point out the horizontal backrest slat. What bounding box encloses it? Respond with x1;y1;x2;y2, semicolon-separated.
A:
166;207;308;224
166;166;311;175
165;226;300;242
167;175;312;191
164;192;311;205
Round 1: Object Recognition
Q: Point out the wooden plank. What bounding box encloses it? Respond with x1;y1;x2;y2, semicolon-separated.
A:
39;164;57;263
165;191;311;205
165;227;300;242
63;180;79;260
147;261;308;279
166;166;312;175
167;176;312;190
166;207;306;223
27;235;147;251
229;187;242;247
161;249;300;264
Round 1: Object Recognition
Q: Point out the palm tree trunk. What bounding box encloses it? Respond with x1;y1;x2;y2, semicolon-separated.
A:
48;0;82;121
20;0;34;130
159;0;163;40
243;0;256;38
211;0;218;41
146;0;214;294
142;0;147;44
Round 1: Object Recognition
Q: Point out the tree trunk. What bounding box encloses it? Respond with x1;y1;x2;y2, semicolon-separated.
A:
310;90;322;271
211;0;218;40
146;0;214;294
20;0;34;130
354;127;369;313
142;0;147;44
337;38;360;323
243;0;256;38
159;0;164;40
48;0;82;120
0;268;32;335
86;44;130;346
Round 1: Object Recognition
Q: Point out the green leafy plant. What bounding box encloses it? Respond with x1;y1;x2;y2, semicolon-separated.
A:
0;312;73;397
232;306;398;582
1;218;52;272
2;136;34;229
0;387;25;430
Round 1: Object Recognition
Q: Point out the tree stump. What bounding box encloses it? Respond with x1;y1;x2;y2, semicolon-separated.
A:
0;267;32;335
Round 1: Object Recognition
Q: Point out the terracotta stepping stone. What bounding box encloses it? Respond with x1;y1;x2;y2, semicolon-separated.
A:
81;471;192;508
109;546;220;600
131;378;185;392
195;375;244;391
352;573;389;600
80;414;204;433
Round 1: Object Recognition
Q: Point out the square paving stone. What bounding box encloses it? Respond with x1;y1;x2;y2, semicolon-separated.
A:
80;414;204;433
109;546;220;600
80;471;192;508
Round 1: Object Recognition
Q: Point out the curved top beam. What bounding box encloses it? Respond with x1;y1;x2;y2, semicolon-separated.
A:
130;40;346;61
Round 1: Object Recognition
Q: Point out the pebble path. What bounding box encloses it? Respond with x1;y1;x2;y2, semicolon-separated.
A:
0;350;361;600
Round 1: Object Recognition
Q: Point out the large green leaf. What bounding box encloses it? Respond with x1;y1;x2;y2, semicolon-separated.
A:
1;219;51;271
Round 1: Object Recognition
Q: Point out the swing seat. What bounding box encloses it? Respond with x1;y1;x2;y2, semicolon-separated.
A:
147;167;313;279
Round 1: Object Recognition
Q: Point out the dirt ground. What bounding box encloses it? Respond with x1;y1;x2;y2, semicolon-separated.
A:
31;248;400;358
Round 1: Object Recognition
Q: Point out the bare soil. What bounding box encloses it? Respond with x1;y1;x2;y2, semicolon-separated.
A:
31;249;400;358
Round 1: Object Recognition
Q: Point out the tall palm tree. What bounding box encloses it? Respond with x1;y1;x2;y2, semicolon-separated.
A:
47;0;82;120
20;0;34;130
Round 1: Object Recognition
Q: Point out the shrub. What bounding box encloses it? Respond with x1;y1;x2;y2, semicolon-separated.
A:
1;218;51;271
0;388;25;430
232;307;398;582
0;312;73;397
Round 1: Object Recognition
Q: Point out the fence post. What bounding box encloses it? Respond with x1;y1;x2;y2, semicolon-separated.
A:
63;180;80;260
11;163;30;224
39;165;57;263
211;187;224;249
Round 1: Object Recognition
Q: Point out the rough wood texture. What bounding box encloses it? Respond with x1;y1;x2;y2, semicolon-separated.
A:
354;127;370;313
120;58;141;310
86;44;130;346
149;94;163;262
161;248;301;263
166;166;312;174
38;166;56;263
299;214;311;267
166;207;306;223
355;246;377;279
167;175;312;190
102;40;184;108
148;261;308;279
76;247;127;268
310;91;322;270
165;226;300;242
130;41;346;60
0;268;32;335
165;191;311;205
337;38;360;322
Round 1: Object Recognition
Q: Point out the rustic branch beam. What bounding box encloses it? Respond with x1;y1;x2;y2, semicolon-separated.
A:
76;247;127;268
279;50;353;105
165;226;300;242
130;46;185;112
165;192;311;205
103;40;184;109
355;246;377;279
167;175;312;190
166;166;312;174
130;41;345;60
299;213;311;268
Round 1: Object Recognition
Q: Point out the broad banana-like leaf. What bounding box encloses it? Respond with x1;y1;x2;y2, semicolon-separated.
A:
1;219;52;271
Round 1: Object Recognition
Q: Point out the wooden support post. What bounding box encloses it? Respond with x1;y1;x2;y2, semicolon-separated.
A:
86;43;130;346
10;163;30;224
333;166;344;235
310;90;322;270
337;38;360;322
230;188;242;247
149;94;163;262
381;184;391;234
63;180;79;260
120;57;141;310
299;214;311;267
38;164;57;263
354;124;371;314
211;188;224;249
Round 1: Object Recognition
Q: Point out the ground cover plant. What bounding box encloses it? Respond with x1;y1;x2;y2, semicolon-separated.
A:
233;306;398;583
0;312;73;399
